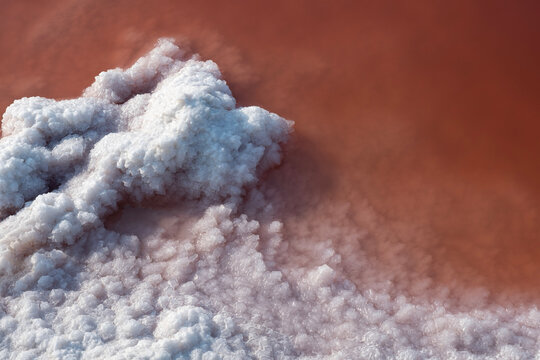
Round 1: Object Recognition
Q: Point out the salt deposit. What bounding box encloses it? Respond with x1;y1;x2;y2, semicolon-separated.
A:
0;39;538;359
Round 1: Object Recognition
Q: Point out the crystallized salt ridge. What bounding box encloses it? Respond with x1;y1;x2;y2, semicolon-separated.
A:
0;38;292;278
0;39;538;359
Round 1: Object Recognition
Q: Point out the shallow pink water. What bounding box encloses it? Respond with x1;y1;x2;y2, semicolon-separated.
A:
2;0;540;301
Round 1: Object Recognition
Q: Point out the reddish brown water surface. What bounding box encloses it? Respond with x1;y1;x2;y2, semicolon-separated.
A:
1;0;540;300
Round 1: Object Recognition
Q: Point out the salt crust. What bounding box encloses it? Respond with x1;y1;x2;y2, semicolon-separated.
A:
0;39;537;359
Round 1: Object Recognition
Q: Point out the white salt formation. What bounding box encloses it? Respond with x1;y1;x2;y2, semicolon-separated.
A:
0;39;538;359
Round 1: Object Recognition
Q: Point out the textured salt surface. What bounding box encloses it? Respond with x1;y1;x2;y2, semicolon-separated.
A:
0;40;538;359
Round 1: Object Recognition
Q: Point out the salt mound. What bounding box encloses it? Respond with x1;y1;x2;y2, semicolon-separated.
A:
0;39;538;359
0;38;291;278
